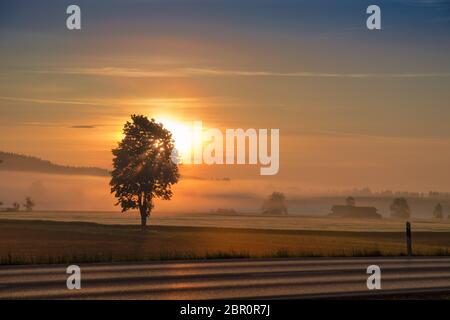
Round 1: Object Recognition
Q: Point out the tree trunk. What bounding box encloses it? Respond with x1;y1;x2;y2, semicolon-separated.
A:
140;208;148;231
140;214;147;228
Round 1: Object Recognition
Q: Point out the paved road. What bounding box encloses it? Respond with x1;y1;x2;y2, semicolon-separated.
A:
1;257;450;299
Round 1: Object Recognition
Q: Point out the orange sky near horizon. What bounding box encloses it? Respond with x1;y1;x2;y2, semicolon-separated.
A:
1;0;450;194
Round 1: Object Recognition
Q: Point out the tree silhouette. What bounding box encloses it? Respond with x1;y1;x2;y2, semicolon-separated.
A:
23;197;35;211
433;203;443;219
262;192;288;215
110;115;180;229
390;197;411;219
346;196;356;207
0;159;2;207
11;202;20;212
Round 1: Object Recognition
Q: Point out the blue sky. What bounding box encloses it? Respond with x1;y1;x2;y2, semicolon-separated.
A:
1;0;449;74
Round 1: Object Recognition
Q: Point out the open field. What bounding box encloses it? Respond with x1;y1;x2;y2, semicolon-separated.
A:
0;219;449;265
1;211;450;232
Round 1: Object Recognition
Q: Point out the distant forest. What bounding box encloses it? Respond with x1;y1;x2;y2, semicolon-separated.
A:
0;151;109;177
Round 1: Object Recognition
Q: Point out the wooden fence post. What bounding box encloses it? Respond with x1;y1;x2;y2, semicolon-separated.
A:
406;221;413;257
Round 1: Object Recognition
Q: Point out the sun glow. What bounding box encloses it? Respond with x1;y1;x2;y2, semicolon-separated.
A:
156;117;198;163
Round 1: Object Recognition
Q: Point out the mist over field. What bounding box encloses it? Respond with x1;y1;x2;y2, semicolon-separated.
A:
0;171;266;212
1;170;449;219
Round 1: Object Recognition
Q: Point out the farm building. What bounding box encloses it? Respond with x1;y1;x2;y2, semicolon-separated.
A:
329;205;382;219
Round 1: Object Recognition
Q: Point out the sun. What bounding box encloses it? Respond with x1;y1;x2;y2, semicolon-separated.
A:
155;116;195;163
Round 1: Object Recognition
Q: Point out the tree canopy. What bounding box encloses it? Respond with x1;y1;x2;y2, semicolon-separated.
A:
0;159;2;206
262;192;288;215
23;197;35;211
433;203;443;219
390;197;411;219
110;115;180;228
346;196;356;207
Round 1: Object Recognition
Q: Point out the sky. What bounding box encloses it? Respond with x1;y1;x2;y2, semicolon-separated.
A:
1;0;450;194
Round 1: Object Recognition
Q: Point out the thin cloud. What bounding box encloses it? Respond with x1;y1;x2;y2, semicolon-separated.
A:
0;96;110;107
0;94;222;111
71;125;97;129
26;67;450;79
126;97;200;105
31;67;186;78
187;68;450;78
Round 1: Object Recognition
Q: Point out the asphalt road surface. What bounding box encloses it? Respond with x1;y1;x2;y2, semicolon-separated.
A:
1;257;450;299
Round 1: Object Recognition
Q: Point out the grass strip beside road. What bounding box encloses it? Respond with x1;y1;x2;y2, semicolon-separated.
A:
1;219;449;265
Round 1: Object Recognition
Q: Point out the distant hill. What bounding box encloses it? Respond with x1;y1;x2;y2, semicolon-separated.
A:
0;151;109;177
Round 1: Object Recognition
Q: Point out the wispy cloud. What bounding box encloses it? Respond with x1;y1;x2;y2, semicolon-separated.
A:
0;96;110;107
186;68;450;78
25;67;450;79
126;97;200;105
0;95;220;113
71;125;97;129
30;67;186;78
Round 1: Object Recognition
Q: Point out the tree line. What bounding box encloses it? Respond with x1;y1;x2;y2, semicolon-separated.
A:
389;197;447;219
0;159;36;212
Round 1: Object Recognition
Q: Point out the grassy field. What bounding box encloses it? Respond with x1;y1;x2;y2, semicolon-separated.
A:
1;211;450;232
0;219;449;265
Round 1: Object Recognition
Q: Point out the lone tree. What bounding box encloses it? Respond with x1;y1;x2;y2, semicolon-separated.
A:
433;203;443;219
0;159;2;206
390;197;411;219
11;202;20;212
262;192;288;215
346;196;356;207
23;197;35;212
110;115;180;229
